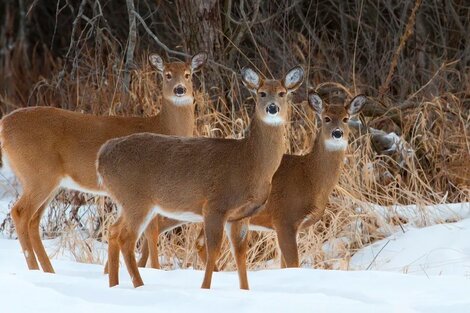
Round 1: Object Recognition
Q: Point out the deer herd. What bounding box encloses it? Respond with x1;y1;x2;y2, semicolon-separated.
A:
0;51;366;290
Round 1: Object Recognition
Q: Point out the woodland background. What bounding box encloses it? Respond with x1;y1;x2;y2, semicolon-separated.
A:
0;0;469;269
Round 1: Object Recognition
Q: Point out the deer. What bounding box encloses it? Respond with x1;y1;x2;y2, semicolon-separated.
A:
138;92;367;270
96;65;305;289
0;51;207;274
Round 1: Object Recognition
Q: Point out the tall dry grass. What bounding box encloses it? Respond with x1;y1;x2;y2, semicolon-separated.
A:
0;49;468;270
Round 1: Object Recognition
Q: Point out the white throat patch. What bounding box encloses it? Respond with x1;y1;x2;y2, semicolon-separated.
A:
262;114;284;126
324;138;348;151
167;95;194;106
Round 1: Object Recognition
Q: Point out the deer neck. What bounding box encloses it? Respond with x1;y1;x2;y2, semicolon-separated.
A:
306;131;346;197
243;116;286;178
154;96;195;136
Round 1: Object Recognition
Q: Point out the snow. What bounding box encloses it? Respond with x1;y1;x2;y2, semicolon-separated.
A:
2;213;470;313
350;217;470;276
357;202;470;236
2;165;470;311
1;237;470;313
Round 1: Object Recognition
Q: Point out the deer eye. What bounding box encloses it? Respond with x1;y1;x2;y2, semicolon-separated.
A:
185;73;190;79
165;73;172;80
259;91;267;98
324;116;331;123
343;117;349;123
278;91;286;97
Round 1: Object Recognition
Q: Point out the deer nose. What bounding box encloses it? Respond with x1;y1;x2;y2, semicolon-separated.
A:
266;103;280;115
332;129;343;139
174;85;186;96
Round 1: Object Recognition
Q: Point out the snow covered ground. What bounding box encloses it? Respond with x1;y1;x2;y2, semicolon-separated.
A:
1;166;470;312
2;208;470;312
1;237;470;313
351;217;470;276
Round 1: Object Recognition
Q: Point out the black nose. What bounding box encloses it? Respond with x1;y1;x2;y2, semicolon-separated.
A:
266;103;280;115
174;85;186;96
332;129;343;139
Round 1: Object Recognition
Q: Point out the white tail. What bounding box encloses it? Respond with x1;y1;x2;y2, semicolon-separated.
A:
96;65;304;289
0;52;207;273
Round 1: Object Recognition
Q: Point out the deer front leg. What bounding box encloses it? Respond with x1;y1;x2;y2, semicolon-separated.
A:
225;219;250;290
276;224;300;268
201;210;226;289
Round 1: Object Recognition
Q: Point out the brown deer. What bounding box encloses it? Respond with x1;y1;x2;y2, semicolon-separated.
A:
96;65;304;289
0;52;207;273
139;92;366;269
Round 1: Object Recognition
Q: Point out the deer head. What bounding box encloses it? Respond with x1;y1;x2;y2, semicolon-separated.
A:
149;52;207;106
308;92;367;151
241;66;304;126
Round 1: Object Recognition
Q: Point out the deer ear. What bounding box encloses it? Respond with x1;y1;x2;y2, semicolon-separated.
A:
191;52;207;72
149;54;164;73
283;66;304;93
346;95;367;115
307;92;323;115
241;67;261;92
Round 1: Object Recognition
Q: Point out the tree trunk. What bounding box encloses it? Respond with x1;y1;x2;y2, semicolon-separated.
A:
176;0;223;59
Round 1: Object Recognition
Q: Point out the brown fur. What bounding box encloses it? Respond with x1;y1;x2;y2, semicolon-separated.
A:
0;52;207;273
96;66;304;289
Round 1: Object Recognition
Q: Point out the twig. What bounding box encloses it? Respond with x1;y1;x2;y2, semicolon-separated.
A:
132;9;236;74
123;0;137;97
352;0;364;93
378;0;423;100
366;240;390;270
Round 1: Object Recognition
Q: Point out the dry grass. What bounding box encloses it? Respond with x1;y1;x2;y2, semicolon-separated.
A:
0;0;469;270
0;50;468;271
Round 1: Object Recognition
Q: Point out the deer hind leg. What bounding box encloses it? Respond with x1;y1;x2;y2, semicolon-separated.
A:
107;216;123;287
225;219;250;290
141;217;160;269
201;210;226;289
118;204;155;288
138;216;185;268
11;180;58;271
118;223;143;288
195;228;220;271
137;238;149;268
29;194;57;273
276;224;300;268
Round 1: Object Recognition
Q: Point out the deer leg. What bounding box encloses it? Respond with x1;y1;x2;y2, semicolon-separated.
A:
11;195;39;270
107;216;122;287
142;217;160;269
118;223;143;288
201;211;226;289
11;182;57;271
137;238;149;268
276;225;299;268
29;195;56;273
195;228;207;268
138;215;185;268
225;219;250;290
195;228;220;271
